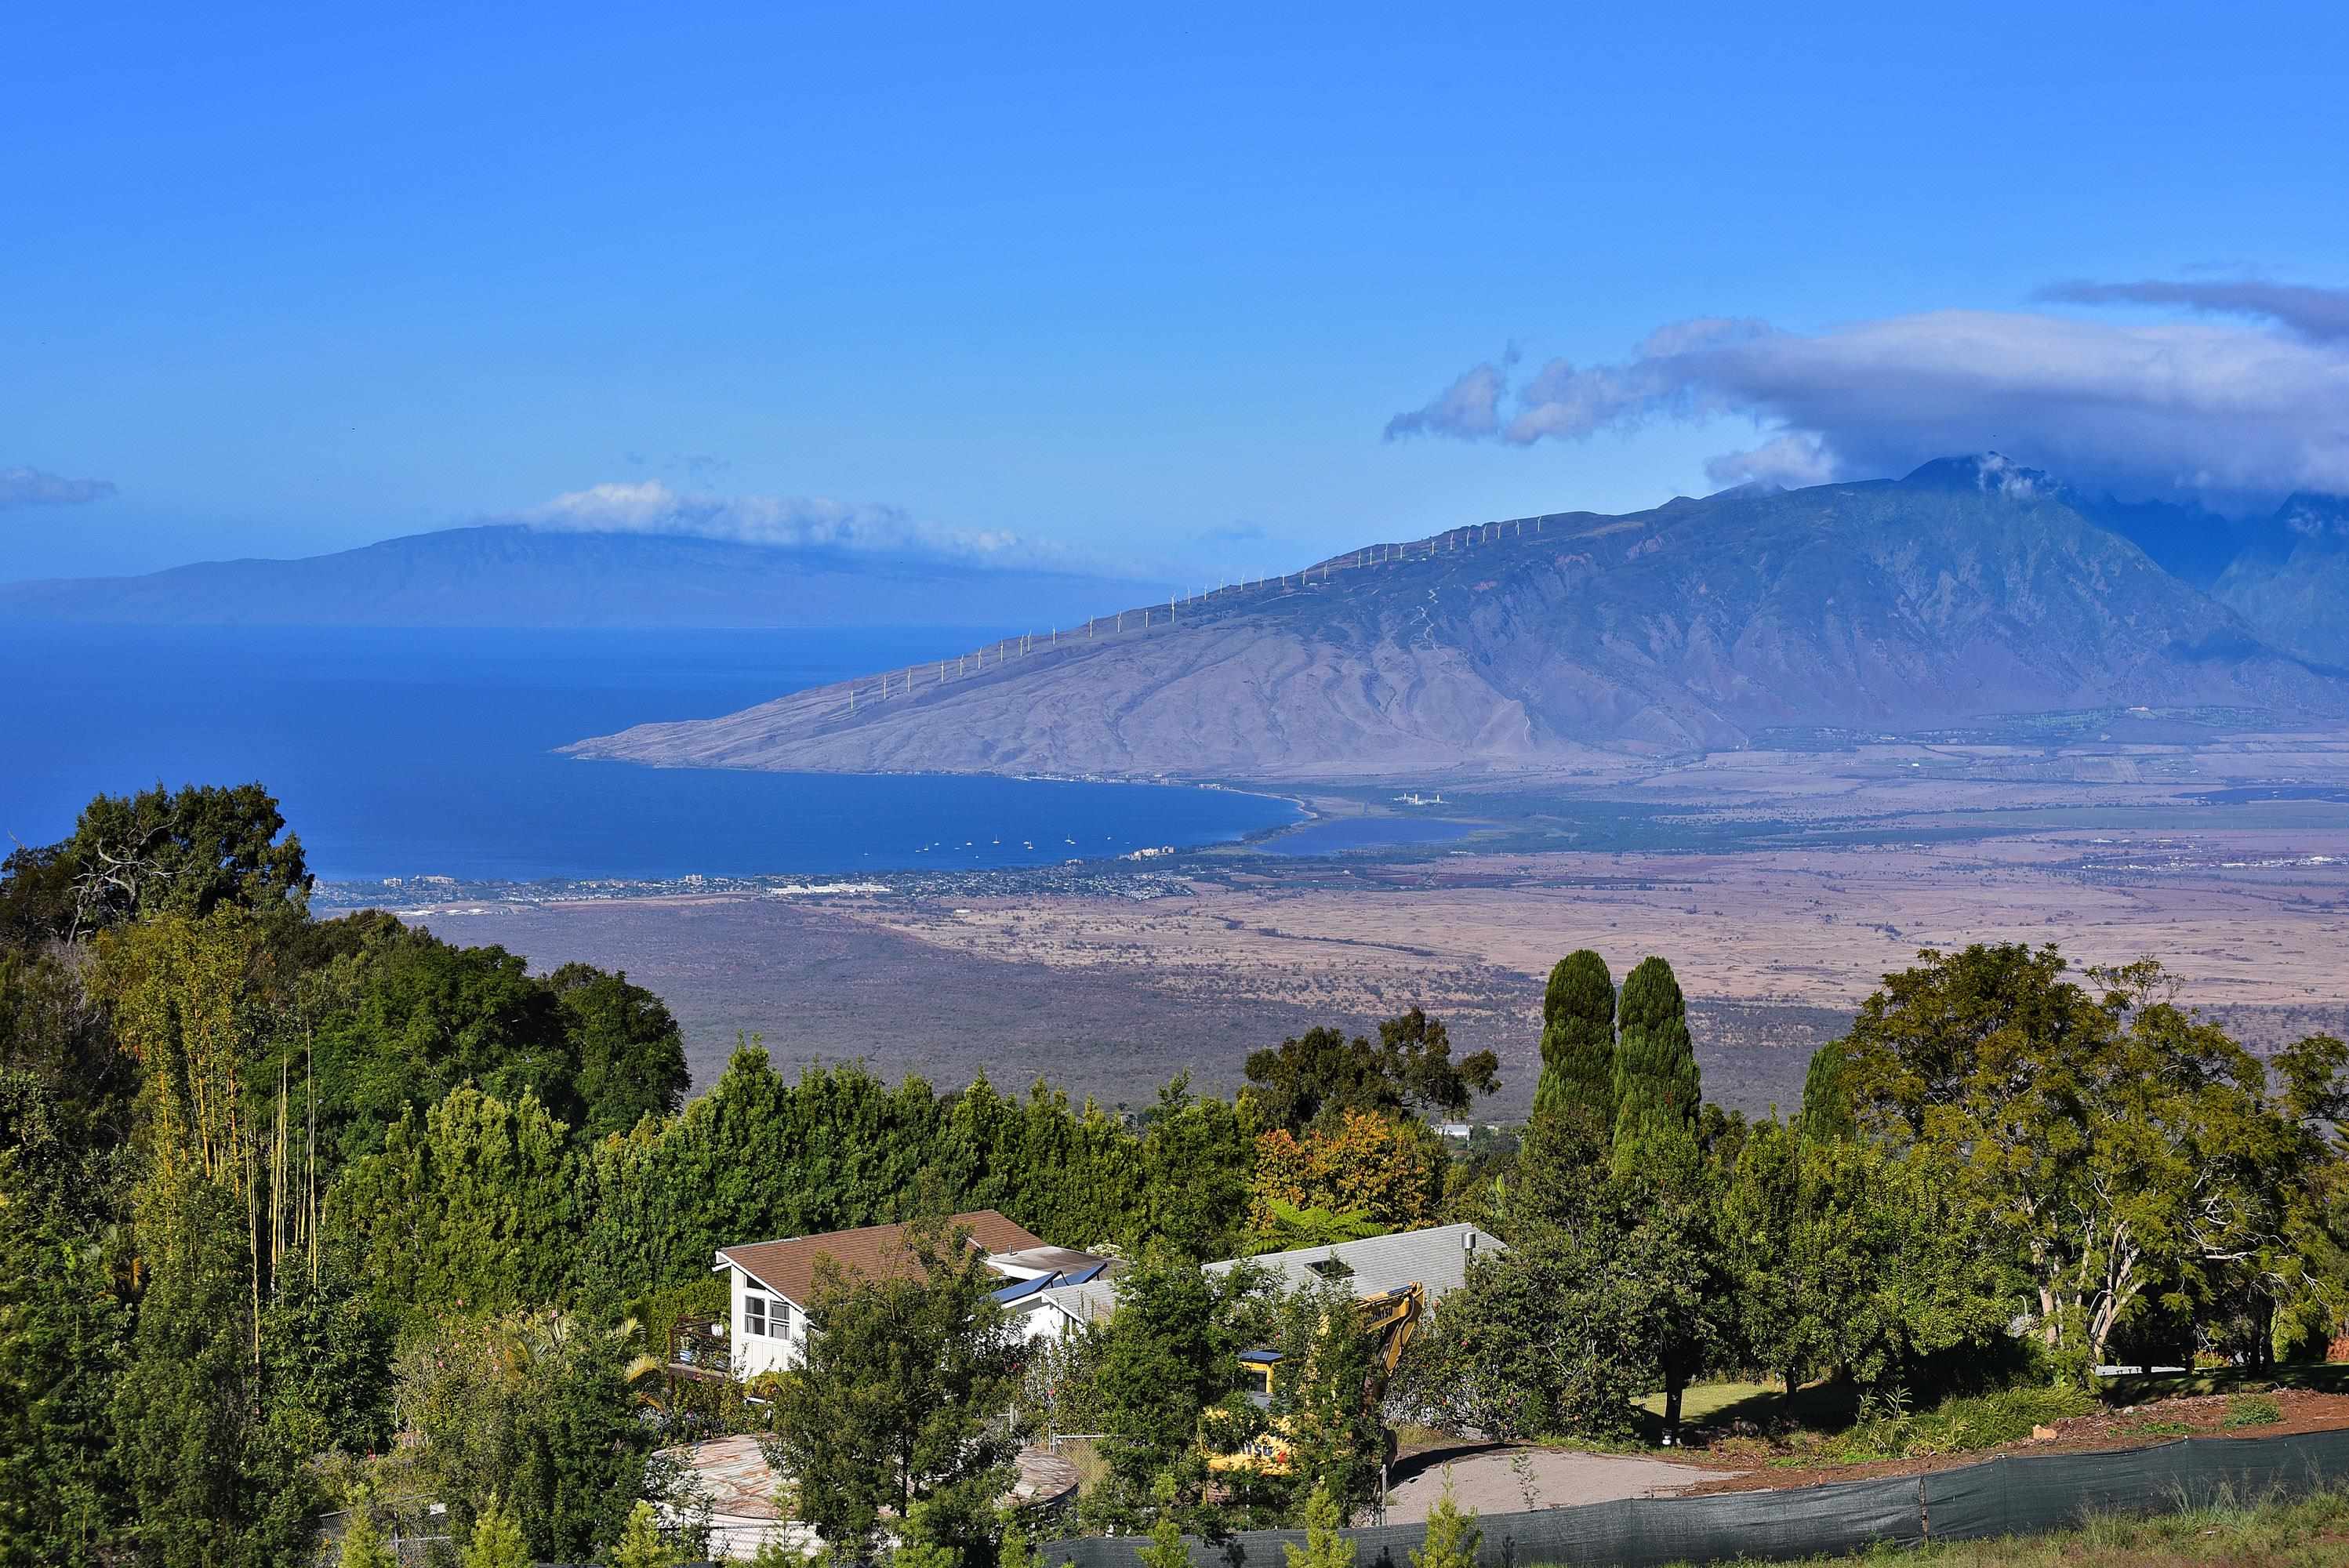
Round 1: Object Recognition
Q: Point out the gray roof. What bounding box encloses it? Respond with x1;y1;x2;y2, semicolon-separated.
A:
990;1245;1113;1276
1206;1222;1503;1302
1034;1279;1120;1327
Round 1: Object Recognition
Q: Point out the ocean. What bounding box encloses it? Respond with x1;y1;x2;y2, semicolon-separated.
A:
1;625;1300;883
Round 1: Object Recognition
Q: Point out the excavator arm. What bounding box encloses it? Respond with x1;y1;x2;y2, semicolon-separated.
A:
1356;1281;1424;1380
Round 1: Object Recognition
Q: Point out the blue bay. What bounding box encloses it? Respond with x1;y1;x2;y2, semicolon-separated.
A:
1;626;1300;882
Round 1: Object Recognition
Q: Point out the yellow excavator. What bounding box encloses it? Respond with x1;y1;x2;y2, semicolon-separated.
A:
1205;1281;1425;1476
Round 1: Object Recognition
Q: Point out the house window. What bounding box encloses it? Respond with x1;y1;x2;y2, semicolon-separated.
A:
743;1293;769;1338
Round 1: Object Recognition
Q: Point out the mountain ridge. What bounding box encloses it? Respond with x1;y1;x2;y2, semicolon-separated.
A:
2213;493;2349;666
564;463;2349;786
0;524;1160;630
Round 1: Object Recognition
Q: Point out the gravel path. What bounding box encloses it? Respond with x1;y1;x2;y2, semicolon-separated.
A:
1383;1446;1730;1523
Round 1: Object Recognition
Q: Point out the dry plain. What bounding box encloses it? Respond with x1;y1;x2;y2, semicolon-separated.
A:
390;731;2349;1118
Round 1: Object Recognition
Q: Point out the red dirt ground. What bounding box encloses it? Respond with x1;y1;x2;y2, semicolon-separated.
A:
1683;1390;2349;1494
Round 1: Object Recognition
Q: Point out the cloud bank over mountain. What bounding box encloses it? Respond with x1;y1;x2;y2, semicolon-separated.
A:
2036;277;2349;343
512;481;1048;567
1385;282;2349;510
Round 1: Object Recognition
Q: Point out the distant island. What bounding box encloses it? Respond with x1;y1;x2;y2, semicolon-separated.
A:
0;522;1169;630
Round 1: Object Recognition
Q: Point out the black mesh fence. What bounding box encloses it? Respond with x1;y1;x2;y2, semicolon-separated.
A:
1039;1429;2349;1568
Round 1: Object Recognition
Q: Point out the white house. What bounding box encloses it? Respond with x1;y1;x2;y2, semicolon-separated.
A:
713;1210;1116;1378
711;1215;1499;1381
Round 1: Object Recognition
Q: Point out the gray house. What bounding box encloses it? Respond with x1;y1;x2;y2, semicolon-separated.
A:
1204;1221;1502;1302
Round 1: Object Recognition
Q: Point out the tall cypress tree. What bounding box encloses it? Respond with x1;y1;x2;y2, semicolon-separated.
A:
1610;957;1701;1179
1798;1036;1854;1145
1532;951;1616;1148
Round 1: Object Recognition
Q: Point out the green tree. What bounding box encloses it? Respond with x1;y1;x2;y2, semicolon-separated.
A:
111;1171;314;1568
0;948;125;1142
1422;1213;1656;1441
765;1217;1029;1563
1269;1282;1385;1517
608;1500;681;1568
1139;1080;1256;1261
1252;1200;1385;1254
575;1049;971;1298
1136;1508;1191;1568
1133;1477;1196;1568
1532;950;1615;1148
1283;1485;1355;1568
1798;1037;1853;1145
997;1512;1045;1568
548;963;690;1139
336;1489;397;1568
56;782;310;940
0;1078;129;1568
1719;1117;1809;1395
260;1267;394;1456
1840;946;2339;1370
1610;958;1700;1181
0;842;77;949
1410;1482;1479;1568
308;925;582;1161
461;1493;532;1568
1240;1010;1498;1134
394;1310;654;1559
1087;1250;1258;1521
1820;1138;2010;1384
332;1084;573;1312
1638;1182;1731;1439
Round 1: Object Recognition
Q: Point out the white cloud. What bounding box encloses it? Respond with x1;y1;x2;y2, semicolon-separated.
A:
1387;295;2349;507
518;481;1036;562
1383;350;1517;441
0;466;115;508
1704;434;1838;490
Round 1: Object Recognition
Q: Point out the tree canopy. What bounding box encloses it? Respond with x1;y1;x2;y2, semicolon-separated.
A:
1240;1008;1498;1134
50;782;310;941
1840;946;2344;1370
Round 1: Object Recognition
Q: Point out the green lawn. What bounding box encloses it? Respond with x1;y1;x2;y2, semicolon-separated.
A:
1633;1378;1861;1442
2098;1362;2349;1406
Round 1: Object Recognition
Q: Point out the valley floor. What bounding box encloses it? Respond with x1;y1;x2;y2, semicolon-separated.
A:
383;803;2349;1116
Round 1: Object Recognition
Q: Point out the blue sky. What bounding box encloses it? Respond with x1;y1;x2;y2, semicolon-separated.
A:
5;2;2347;582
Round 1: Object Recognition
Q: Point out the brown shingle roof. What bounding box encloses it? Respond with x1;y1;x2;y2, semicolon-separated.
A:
717;1210;1046;1307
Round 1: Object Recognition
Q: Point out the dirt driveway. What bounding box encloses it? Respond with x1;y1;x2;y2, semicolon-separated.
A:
1382;1446;1731;1523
